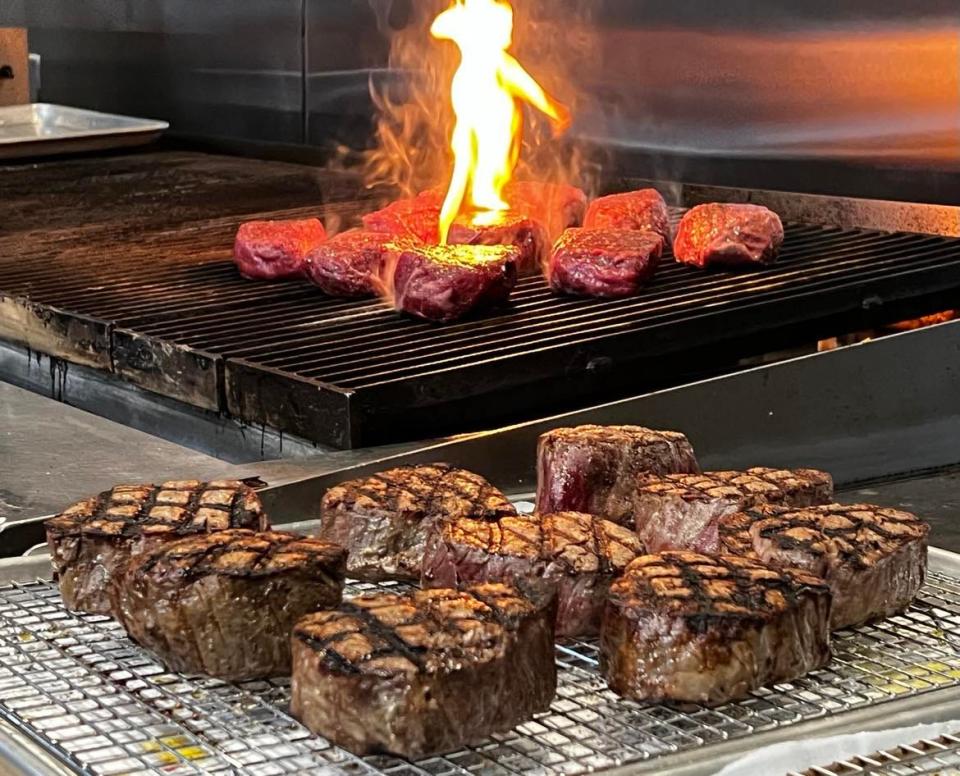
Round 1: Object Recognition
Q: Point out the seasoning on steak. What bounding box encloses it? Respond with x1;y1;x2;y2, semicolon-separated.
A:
290;583;556;758
45;480;268;614
389;243;520;323
717;503;930;629
505;180;587;239
601;552;831;705
547;228;664;298
362;189;443;244
318;464;518;582
422;511;644;637
304;229;407;298
583;189;671;242
536;425;699;525
674;203;784;268
111;529;345;680
634;467;834;553
234;218;327;280
448;214;549;276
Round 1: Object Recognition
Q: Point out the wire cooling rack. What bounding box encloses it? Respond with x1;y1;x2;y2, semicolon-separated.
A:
1;572;960;776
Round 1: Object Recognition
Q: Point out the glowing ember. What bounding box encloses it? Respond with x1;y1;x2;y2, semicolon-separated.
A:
431;0;570;244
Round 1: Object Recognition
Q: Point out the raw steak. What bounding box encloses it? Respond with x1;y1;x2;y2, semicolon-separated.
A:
547;228;664;298
234;218;327;280
362;189;443;244
674;203;784;268
583;189;671;241
448;214;549;276
305;229;404;298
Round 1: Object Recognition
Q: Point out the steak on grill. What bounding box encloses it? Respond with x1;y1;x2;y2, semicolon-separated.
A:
362;189;443;244
717;503;929;629
448;214;549;276
318;464;518;582
389;243;520;323
634;467;834;553
505;180;587;239
45;480;268;614
234;218;327;280
304;229;405;298
290;583;556;758
422;511;644;636
674;203;784;268
601;552;831;705
111;529;346;680
583;189;671;242
547;228;664;298
536;425;700;525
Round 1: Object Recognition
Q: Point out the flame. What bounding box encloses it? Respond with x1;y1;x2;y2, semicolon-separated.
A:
431;0;570;243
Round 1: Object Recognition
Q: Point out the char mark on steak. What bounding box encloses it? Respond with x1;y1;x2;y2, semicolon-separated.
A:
601;551;831;706
290;582;556;759
422;511;644;637
717;503;929;629
111;529;345;680
634;467;834;553
318;464;518;582
448;214;548;276
45;480;268;614
304;229;409;298
673;203;784;269
536;425;699;525
547;228;664;298
233;218;327;280
583;189;671;242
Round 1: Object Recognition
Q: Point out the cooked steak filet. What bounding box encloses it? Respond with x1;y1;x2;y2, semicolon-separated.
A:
45;480;268;614
448;214;548;276
583;189;671;242
536;425;699;525
717;503;929;629
601;552;831;705
547;228;664;298
318;464;518;582
362;190;443;244
111;529;346;680
305;229;405;298
422;512;644;636
290;583;556;758
674;203;784;268
635;467;834;553
505;181;587;239
234;218;327;280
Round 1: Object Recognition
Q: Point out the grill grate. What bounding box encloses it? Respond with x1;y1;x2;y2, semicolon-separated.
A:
1;573;960;776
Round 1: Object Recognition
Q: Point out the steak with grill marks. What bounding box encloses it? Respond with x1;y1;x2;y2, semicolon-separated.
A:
583;189;671;242
674;203;784;268
547;228;664;298
290;583;556;758
318;464;518;582
233;218;327;280
422;512;644;636
601;552;831;705
634;467;834;553
536;425;700;525
717;503;929;629
45;480;268;614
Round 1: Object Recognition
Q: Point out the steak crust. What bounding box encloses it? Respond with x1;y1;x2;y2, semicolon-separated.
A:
448;214;549;276
674;203;784;268
318;464;518;582
233;218;327;280
717;503;929;629
45;480;268;614
601;552;831;705
290;583;556;758
111;529;346;680
362;190;443;244
305;229;408;298
583;189;671;242
547;228;664;298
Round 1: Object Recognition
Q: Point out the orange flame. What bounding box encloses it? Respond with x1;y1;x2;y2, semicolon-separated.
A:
431;0;570;243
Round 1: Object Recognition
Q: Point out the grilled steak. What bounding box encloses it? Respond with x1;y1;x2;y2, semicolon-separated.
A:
362;190;443;244
45;480;268;614
583;189;671;242
234;218;327;280
422;511;644;636
505;180;587;239
318;464;518;582
448;214;548;276
601;552;831;705
635;467;834;553
536;425;699;525
112;529;345;680
290;583;556;758
390;243;520;323
304;229;403;298
674;203;784;268
547;228;664;298
717;503;929;629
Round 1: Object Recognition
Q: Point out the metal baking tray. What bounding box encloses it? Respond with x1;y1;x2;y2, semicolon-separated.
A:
795;731;960;775
0;103;168;160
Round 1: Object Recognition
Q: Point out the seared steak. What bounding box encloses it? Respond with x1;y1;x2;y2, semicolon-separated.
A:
290;583;556;758
674;203;784;268
305;229;405;298
536;425;699;525
362;190;443;244
45;480;268;614
601;552;831;705
422;511;644;636
717;503;929;629
635;467;834;552
505;181;587;239
448;214;548;276
583;189;671;242
234;218;327;280
547;228;664;298
318;464;517;582
111;529;346;680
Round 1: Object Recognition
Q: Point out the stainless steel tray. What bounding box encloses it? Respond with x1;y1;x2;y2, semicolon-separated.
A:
794;731;960;775
0;103;168;159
